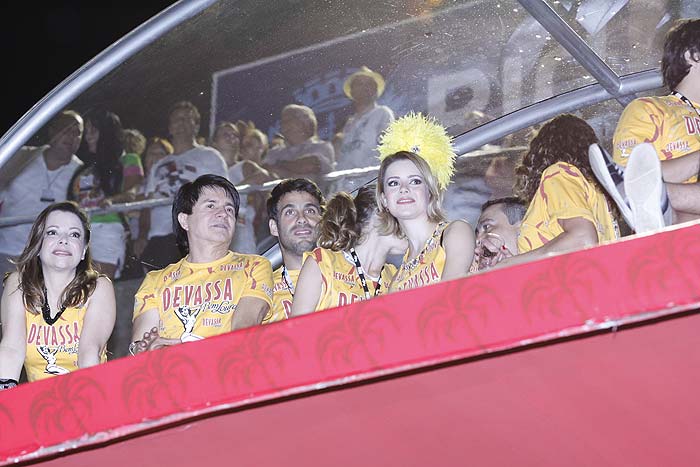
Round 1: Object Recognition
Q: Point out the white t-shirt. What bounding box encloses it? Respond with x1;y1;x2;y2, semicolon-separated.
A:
0;146;83;255
227;162;256;254
146;145;228;239
337;105;394;170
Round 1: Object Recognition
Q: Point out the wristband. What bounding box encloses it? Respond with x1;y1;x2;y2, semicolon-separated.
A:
0;378;18;390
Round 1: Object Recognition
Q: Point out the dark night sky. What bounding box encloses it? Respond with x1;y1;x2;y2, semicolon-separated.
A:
2;1;175;137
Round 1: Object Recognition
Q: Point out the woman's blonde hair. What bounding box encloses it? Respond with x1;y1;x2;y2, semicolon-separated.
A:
376;151;446;236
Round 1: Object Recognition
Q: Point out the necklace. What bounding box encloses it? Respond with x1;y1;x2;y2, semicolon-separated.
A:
672;91;700;120
348;247;384;300
42;285;66;326
281;264;295;297
401;222;446;272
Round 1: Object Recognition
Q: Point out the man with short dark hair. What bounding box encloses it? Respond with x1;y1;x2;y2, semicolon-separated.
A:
472;197;526;271
130;174;273;354
613;18;700;226
263;178;325;322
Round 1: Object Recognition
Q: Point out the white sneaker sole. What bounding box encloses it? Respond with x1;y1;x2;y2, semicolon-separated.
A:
588;143;634;229
624;143;665;233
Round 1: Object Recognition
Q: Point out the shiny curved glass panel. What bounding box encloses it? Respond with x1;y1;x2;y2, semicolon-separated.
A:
544;0;700;75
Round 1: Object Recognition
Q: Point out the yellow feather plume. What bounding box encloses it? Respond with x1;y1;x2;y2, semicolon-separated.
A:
377;112;456;190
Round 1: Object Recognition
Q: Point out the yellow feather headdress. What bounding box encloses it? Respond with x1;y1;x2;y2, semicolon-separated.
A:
377;112;456;190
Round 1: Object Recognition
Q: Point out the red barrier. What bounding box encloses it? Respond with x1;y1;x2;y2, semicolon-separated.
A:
1;223;699;464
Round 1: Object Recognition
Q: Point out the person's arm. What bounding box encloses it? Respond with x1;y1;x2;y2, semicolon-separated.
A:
239;160;274;185
495;217;597;268
133;208;151;257
231;297;268;330
290;256;323;317
130;308;179;353
441;220;476;281
0;273;27;383
265;156;323;177
77;276;116;368
661;151;700;183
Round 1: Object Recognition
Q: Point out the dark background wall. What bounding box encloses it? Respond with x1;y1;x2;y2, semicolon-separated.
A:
2;1;174;137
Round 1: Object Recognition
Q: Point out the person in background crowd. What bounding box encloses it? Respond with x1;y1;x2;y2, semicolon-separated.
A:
132;137;173;259
130;175;273;354
264;104;335;184
139;101;228;270
0;202;115;388
375;113;475;292
265;178;325;322
0;110;84;281
612;18;700;227
498;114;620;268
291;185;405;316
69;110;143;279
471;197;526;271
334;66;394;191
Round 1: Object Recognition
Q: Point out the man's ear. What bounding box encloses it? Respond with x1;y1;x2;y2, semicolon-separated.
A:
178;212;190;232
269;218;279;237
684;50;700;65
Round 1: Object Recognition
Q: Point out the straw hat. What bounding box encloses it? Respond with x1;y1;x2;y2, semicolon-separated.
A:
343;66;386;100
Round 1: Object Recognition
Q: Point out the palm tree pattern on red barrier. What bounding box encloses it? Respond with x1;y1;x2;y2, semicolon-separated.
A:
29;374;105;439
122;349;201;414
417;279;500;348
217;326;300;391
522;254;607;323
316;302;400;374
627;228;700;308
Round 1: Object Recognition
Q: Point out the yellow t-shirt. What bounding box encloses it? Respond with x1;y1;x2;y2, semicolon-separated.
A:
303;247;396;312
389;222;447;292
133;251;273;341
518;162;618;253
24;304;106;382
613;94;700;182
263;266;298;324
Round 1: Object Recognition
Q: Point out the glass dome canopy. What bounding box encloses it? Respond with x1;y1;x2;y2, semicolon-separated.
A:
0;0;697;270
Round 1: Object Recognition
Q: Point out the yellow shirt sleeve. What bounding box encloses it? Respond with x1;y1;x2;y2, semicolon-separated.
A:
133;270;160;322
241;255;274;307
613;98;661;165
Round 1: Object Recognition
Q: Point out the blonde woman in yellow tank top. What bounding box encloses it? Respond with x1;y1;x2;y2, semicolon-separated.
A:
0;202;115;389
291;185;406;315
375;114;476;292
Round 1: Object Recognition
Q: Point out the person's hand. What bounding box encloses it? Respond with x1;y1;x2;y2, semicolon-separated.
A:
475;233;513;270
129;327;180;355
99;198;113;208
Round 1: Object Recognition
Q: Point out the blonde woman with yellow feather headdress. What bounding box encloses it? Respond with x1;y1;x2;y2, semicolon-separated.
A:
376;113;476;292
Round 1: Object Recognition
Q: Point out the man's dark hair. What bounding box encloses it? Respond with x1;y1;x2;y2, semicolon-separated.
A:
481;196;527;225
662;19;700;91
172;174;240;254
266;178;325;222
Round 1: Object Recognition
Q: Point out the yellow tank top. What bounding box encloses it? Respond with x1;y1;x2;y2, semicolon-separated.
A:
24;304;106;382
389;222;447;292
303;247;397;312
263;266;298;324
